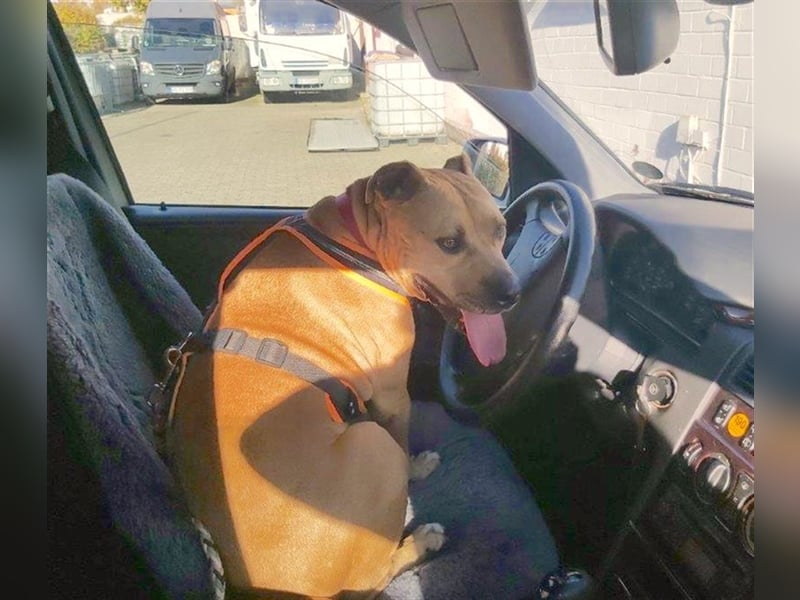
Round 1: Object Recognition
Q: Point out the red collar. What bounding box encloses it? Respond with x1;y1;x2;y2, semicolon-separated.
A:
335;193;369;249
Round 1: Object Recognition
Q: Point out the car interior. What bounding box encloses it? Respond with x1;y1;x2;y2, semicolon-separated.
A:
47;1;754;599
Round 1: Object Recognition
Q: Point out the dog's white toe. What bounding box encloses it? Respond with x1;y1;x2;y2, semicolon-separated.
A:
409;450;441;481
414;522;446;553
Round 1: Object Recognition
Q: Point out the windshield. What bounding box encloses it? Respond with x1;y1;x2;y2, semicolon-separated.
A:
526;0;753;195
259;0;343;35
144;18;218;48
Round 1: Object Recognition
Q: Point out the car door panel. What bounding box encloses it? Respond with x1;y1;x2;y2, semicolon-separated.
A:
124;205;300;310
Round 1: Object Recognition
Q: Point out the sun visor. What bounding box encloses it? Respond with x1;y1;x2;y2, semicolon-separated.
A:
401;1;537;90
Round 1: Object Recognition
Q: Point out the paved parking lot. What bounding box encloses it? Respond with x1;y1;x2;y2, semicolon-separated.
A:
102;88;461;207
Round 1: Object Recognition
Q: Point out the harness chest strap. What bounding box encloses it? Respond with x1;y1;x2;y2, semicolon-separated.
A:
156;328;367;434
206;328;366;424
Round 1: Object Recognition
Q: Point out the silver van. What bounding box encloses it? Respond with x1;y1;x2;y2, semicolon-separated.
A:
139;0;237;102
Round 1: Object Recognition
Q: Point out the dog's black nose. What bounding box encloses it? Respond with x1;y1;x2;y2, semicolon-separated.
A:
486;272;521;310
495;285;521;309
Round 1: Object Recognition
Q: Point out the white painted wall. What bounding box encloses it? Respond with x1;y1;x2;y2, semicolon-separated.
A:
350;0;753;192
527;0;753;191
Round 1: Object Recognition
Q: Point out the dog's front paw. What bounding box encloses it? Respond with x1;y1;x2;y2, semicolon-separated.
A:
409;450;440;481
392;522;447;575
412;522;446;554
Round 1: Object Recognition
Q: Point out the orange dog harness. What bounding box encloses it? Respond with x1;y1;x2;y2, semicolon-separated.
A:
151;214;406;437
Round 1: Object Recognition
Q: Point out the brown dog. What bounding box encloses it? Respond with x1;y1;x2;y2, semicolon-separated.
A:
167;154;520;599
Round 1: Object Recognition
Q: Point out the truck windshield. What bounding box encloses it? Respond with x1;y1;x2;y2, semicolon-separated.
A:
259;0;342;35
143;18;219;48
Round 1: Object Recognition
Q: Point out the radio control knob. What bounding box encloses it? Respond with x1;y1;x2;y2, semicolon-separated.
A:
740;496;755;557
695;454;732;504
680;440;703;468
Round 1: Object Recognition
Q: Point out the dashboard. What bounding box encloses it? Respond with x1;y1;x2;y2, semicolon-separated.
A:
607;230;718;347
598;192;753;348
571;192;754;599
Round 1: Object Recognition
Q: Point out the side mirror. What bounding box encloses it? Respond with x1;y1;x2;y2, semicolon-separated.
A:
594;0;680;75
632;160;664;183
225;38;233;51
130;35;140;51
465;139;510;204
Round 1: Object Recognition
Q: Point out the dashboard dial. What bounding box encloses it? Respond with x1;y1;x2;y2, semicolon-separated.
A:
695;454;732;504
740;496;754;556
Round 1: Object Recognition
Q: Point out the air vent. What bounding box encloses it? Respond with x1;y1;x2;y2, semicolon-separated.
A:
733;353;754;397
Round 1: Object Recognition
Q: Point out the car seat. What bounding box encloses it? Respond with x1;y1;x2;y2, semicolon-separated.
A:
47;173;593;600
47;173;218;598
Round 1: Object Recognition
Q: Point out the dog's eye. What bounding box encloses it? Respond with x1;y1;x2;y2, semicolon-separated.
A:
437;236;463;254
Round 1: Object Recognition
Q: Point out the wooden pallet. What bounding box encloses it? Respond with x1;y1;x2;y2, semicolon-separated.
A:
376;134;449;148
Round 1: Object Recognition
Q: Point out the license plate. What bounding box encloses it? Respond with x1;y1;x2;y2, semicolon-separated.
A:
295;76;319;85
170;86;194;94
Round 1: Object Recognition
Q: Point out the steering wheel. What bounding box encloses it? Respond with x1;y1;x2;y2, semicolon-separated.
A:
439;180;596;419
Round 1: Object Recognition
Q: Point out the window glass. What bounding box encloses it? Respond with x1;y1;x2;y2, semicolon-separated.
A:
260;0;342;35
526;0;753;192
143;18;219;47
55;0;507;207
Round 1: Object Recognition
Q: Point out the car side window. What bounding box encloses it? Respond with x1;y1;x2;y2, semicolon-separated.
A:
54;0;507;208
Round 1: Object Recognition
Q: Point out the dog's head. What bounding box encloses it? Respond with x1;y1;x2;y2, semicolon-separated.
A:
364;154;520;366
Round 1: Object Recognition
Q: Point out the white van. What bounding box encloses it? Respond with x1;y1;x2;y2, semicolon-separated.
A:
255;0;356;101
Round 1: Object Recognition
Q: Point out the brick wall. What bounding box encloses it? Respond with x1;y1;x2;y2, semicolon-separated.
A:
528;0;753;191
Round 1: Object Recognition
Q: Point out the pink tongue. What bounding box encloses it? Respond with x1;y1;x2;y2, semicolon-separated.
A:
461;310;507;367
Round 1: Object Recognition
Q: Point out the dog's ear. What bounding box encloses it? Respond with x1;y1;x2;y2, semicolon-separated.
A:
443;153;473;176
367;160;426;203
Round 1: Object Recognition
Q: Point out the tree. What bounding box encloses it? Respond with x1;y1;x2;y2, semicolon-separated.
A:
131;0;152;13
53;3;106;54
107;0;150;12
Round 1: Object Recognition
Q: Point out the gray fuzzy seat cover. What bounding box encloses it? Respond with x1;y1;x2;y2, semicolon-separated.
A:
47;174;558;599
383;401;558;600
47;174;212;597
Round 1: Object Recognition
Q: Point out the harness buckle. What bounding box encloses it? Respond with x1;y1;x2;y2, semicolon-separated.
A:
214;329;246;354
149;331;195;449
255;338;288;367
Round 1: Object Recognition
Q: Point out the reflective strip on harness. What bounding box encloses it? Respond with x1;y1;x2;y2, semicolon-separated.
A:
286;216;405;297
207;328;366;424
205;215;407;330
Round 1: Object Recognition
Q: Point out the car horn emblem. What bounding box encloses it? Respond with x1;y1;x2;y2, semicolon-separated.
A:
174;64;185;76
532;231;559;259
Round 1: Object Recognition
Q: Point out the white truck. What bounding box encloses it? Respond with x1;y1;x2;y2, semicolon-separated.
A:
253;0;359;101
233;0;260;76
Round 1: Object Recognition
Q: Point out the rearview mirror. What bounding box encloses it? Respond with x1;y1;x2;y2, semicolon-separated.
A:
594;0;680;75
